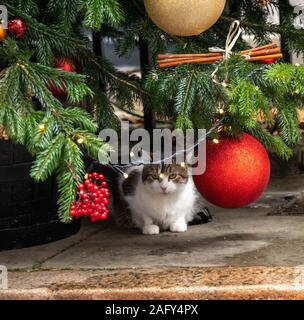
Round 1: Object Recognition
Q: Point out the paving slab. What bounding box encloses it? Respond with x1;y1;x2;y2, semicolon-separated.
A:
1;175;304;299
0;222;102;270
40;207;304;269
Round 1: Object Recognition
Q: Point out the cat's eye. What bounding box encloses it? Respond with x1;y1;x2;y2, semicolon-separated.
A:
152;174;159;180
169;174;177;180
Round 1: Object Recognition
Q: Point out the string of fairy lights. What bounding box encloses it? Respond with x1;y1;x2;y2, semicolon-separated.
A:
104;62;270;179
36;66;270;180
106;118;225;179
35;21;271;180
36;67;270;181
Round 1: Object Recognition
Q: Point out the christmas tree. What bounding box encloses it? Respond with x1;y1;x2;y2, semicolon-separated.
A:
1;0;304;222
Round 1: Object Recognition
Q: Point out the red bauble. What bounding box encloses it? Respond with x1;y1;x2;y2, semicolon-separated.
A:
47;83;67;102
8;18;26;39
193;133;270;208
54;57;76;72
47;57;76;102
256;58;277;65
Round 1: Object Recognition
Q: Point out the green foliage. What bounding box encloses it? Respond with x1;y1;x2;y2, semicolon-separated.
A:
146;54;304;159
30;133;66;181
78;0;124;31
0;1;119;222
57;138;85;222
2;0;304;222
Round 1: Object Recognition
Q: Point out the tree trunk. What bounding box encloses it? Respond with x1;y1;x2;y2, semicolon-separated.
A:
139;39;155;136
279;0;292;63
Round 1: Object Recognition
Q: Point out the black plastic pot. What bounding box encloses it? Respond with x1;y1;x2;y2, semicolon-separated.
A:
0;140;81;251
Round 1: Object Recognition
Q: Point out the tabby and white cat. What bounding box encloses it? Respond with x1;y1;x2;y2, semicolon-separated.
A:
113;162;208;235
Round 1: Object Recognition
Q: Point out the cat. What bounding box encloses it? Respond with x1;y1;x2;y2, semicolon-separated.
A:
113;162;210;235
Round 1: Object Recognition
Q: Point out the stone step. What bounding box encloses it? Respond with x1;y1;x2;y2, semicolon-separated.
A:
1;267;304;300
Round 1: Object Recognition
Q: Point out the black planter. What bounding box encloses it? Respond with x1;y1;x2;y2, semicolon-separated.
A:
0;140;81;251
269;146;304;178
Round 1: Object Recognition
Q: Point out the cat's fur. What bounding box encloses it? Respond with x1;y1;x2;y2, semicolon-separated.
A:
113;163;206;235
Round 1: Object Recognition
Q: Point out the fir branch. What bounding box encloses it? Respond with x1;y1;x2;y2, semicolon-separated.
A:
247;124;293;160
5;3;89;63
175;71;196;129
57;138;85;222
78;0;124;31
60;107;98;133
30;133;66;181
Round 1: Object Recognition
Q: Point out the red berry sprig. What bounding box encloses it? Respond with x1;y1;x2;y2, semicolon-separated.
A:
70;172;110;222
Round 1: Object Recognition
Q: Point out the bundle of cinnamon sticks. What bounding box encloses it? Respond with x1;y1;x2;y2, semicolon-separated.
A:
157;43;283;69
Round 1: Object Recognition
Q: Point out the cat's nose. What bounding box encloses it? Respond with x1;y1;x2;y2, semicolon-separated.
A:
161;186;167;192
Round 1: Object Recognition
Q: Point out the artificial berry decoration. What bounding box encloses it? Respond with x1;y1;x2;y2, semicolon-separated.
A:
8;18;26;39
70;172;110;222
47;57;76;102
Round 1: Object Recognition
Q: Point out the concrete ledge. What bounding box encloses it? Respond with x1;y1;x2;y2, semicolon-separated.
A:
1;267;304;300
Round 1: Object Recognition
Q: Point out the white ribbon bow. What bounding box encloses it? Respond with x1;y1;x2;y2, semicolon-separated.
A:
210;20;243;84
209;20;242;59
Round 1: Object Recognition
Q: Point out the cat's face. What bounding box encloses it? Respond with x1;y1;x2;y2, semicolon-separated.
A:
142;163;189;195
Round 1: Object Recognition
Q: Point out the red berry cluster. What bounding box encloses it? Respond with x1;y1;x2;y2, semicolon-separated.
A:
70;172;110;222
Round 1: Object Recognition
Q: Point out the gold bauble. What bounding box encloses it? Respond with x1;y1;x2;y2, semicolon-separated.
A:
0;25;7;41
144;0;226;36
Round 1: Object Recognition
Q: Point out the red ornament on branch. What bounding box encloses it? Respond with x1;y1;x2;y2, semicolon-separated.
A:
70;172;110;222
47;57;76;102
54;57;77;72
8;18;26;39
255;58;277;64
193;133;270;208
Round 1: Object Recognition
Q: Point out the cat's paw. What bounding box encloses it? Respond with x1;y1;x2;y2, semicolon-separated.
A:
143;224;160;235
170;221;187;233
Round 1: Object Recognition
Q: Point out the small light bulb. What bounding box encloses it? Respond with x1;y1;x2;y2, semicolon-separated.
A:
180;162;186;168
123;173;129;179
221;82;228;88
213;138;220;144
130;151;135;158
38;124;45;132
77;137;84;144
219;108;224;115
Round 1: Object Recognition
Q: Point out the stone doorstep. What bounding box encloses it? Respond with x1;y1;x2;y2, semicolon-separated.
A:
2;266;304;300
